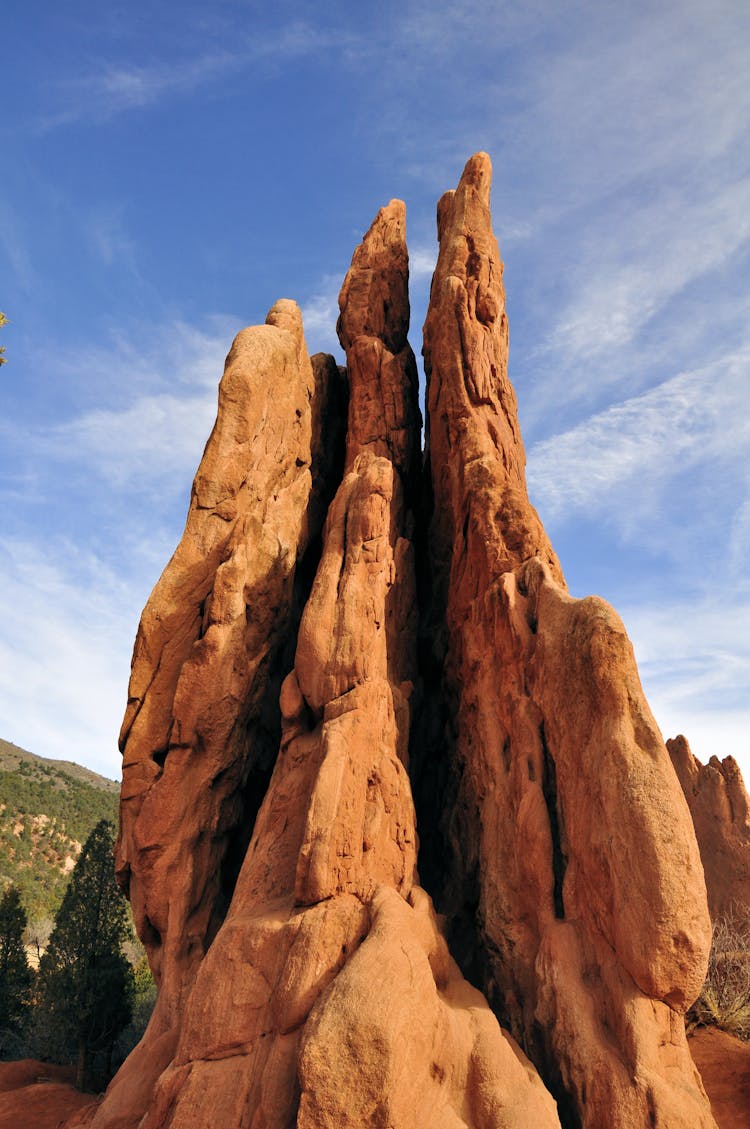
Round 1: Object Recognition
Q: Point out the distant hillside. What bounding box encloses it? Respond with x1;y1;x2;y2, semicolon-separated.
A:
0;738;120;923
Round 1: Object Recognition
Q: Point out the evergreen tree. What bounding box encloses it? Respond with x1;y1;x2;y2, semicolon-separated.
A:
33;820;133;1089
0;885;32;1055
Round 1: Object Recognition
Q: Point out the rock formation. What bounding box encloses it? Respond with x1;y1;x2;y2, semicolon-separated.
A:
668;734;750;918
74;155;724;1128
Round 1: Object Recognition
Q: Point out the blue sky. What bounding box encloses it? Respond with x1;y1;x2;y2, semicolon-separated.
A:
1;0;749;783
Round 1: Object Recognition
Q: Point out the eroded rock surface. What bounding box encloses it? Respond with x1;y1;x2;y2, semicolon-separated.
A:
668;734;750;918
73;156;729;1129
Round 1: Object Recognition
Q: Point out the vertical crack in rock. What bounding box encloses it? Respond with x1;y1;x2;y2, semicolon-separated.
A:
419;152;716;1129
539;722;566;922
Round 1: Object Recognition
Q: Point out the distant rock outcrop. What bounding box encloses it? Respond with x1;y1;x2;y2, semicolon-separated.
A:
668;734;750;918
73;155;724;1128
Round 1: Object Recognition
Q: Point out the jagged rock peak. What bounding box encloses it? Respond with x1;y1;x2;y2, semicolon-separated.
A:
337;198;410;354
67;157;733;1129
423;152;563;598
111;297;346;1088
336;197;422;488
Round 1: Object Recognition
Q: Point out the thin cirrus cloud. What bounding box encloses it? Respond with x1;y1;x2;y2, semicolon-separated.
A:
36;21;361;130
539;177;750;368
506;0;750;204
300;276;346;360
0;538;140;779
622;596;750;764
526;349;750;527
35;318;234;480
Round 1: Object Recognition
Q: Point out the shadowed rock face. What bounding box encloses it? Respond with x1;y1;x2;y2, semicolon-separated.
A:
668;734;750;919
75;156;721;1129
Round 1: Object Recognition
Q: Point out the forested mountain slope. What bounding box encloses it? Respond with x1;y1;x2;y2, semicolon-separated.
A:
0;739;118;923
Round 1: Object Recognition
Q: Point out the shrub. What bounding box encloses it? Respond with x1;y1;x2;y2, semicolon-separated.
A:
0;885;33;1055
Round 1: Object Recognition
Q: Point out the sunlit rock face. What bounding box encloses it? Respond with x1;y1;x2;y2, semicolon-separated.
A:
75;156;721;1129
668;734;750;919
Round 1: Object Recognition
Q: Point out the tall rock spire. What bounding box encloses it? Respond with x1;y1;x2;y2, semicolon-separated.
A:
421;152;715;1129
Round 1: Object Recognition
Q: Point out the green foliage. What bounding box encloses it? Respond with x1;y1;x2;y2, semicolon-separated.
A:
689;903;750;1041
0;312;6;366
0;886;32;1055
31;821;134;1090
115;953;157;1064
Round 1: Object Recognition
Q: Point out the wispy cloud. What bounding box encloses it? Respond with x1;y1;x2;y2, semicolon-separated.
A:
0;316;235;533
538;177;750;372
0;200;35;292
39;52;233;129
0;539;139;779
622;595;750;772
38;21;360;129
300;275;345;360
49;391;218;489
527;348;750;524
409;245;436;282
85;205;141;269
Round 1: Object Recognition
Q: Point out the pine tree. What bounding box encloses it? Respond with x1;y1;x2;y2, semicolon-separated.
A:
33;820;133;1089
0;885;32;1055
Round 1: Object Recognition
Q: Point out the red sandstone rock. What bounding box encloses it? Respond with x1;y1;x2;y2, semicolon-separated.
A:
336;199;421;489
70;156;737;1129
420;152;714;1128
86;195;554;1129
668;734;750;918
141;196;553;1129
